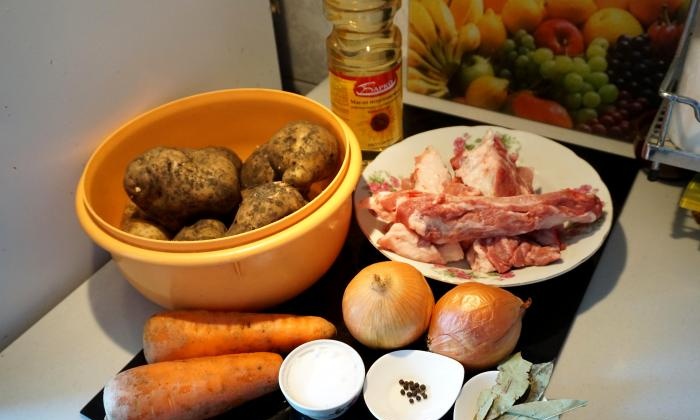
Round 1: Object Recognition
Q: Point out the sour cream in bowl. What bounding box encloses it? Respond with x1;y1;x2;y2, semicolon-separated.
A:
279;339;365;419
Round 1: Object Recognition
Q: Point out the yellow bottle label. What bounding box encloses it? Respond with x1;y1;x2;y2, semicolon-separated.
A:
329;63;403;151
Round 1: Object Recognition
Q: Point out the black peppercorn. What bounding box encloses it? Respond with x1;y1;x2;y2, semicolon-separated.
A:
397;378;428;404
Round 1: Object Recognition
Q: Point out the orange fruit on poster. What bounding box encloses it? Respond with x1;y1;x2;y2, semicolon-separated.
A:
594;0;629;9
449;0;485;26
510;91;573;128
477;9;508;55
502;0;546;34
629;0;684;27
545;0;598;25
583;8;643;45
465;75;509;110
484;0;508;13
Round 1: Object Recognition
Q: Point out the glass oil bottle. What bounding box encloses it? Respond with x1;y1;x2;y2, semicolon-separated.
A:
324;0;403;155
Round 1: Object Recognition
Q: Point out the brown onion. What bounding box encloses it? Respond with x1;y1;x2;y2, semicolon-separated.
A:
342;261;435;349
427;282;531;369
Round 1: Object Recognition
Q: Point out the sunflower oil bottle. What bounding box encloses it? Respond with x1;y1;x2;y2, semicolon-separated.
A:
324;0;403;154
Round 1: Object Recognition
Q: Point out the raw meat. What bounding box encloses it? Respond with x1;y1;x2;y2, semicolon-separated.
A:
398;187;603;244
527;228;566;250
377;223;465;265
466;236;561;274
452;130;533;197
363;191;397;223
437;241;465;263
410;146;452;193
441;181;483;197
364;190;426;224
377;223;445;264
364;130;604;274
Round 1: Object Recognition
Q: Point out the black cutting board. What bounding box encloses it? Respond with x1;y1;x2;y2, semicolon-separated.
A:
81;104;640;420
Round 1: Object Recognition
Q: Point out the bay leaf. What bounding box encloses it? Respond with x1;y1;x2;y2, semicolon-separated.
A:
484;353;533;420
506;399;587;419
474;389;496;420
525;362;554;402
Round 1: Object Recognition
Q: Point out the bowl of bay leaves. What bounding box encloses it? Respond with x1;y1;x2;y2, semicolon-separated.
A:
453;353;587;420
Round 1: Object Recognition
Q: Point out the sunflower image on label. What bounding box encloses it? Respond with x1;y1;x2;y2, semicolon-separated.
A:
329;62;403;152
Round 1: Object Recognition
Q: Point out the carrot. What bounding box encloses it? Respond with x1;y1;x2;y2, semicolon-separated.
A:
103;352;282;420
143;310;337;363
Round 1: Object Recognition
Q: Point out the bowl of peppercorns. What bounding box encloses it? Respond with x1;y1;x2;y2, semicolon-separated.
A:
363;349;465;420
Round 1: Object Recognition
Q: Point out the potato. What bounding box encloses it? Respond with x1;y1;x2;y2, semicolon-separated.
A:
124;146;242;232
173;219;227;241
120;201;170;240
227;182;307;236
241;121;338;191
240;146;275;189
214;146;243;171
122;219;171;240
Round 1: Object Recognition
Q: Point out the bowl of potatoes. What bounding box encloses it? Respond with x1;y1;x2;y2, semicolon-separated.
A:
76;88;362;310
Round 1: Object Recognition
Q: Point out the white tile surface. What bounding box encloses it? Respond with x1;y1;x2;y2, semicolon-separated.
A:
0;263;160;419
547;174;700;419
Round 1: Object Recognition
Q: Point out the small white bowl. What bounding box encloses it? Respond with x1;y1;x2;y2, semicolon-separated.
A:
363;350;465;420
453;370;498;420
279;339;365;420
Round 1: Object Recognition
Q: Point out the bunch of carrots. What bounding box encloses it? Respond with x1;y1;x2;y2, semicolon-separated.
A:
103;310;337;420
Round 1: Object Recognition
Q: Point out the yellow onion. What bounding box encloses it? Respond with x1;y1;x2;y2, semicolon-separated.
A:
342;261;435;349
427;282;531;369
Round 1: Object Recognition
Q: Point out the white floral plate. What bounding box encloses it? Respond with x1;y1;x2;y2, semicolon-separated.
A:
353;125;613;286
363;350;465;420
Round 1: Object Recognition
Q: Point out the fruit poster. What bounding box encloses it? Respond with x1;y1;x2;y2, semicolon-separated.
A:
407;0;690;144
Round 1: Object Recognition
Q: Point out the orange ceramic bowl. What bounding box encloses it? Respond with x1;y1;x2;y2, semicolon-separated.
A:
76;88;362;310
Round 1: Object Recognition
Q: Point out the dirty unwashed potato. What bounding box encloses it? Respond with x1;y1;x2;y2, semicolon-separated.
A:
174;219;227;241
226;181;307;236
240;120;339;191
120;200;171;240
123;146;242;232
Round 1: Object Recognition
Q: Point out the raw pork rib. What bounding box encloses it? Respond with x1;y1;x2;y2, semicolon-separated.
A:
365;146;455;224
452;130;533;197
378;223;443;264
466;236;561;274
398;187;602;244
410;146;452;193
365;131;603;274
527;228;565;250
377;223;464;265
365;190;424;223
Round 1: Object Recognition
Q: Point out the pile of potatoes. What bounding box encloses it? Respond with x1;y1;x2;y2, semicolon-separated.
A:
120;120;339;241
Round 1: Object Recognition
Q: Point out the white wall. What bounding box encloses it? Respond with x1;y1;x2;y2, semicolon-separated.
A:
0;1;281;350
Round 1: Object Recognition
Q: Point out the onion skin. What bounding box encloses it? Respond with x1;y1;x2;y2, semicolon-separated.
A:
427;282;531;370
342;261;435;349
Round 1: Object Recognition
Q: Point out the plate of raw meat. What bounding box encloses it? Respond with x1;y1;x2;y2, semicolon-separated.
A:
353;125;612;286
